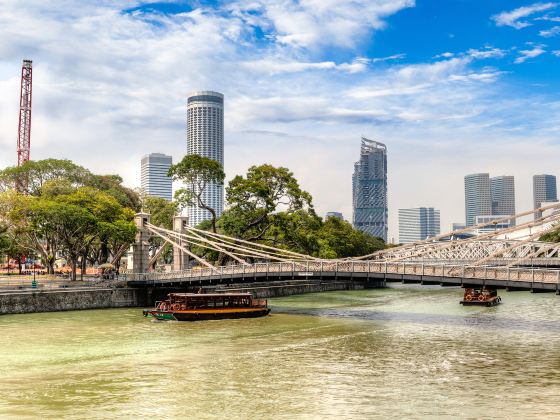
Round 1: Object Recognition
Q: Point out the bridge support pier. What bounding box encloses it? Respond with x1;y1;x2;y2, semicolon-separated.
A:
173;216;190;271
132;213;151;273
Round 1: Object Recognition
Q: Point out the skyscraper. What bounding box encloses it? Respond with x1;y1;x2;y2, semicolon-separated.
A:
533;174;557;220
140;153;172;201
464;173;491;227
186;91;224;227
398;207;440;244
491;175;516;225
352;137;388;241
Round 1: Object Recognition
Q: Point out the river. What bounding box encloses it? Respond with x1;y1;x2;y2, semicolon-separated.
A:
1;286;560;419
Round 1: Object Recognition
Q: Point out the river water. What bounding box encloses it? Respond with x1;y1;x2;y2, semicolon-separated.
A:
1;286;560;419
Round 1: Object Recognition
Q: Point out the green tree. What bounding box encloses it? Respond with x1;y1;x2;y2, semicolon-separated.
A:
317;216;385;258
169;155;225;233
222;164;314;242
0;159;88;196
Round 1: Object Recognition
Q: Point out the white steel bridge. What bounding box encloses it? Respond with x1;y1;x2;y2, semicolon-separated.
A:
125;202;560;293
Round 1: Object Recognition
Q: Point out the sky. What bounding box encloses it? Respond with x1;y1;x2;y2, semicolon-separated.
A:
0;0;559;241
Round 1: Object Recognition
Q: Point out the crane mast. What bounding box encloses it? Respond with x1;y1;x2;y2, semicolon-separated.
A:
17;59;32;167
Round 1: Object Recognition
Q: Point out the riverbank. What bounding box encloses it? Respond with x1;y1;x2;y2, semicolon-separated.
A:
0;279;384;315
0;288;142;315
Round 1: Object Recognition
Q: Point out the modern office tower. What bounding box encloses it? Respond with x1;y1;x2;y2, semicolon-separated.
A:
491;176;516;225
140;153;172;201
326;212;344;220
352;137;388;241
474;215;512;235
464;173;492;227
186;91;224;226
533;175;557;220
398;207;440;244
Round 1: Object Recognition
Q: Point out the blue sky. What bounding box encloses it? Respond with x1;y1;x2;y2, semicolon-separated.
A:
0;0;559;240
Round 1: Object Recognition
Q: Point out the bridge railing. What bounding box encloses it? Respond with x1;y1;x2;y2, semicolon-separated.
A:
123;260;560;285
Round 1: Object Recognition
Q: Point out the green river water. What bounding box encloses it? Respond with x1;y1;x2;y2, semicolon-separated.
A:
1;286;560;419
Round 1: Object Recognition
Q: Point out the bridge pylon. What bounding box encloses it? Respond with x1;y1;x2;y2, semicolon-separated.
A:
133;213;151;273
173;215;190;271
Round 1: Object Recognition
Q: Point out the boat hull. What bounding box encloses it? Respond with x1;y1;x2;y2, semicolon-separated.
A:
144;308;271;321
460;296;501;306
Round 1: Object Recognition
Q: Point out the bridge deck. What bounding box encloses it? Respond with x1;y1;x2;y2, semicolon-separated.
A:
125;261;560;292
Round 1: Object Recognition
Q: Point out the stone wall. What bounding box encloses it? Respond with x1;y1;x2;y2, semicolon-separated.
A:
0;288;144;315
211;279;372;298
0;279;385;315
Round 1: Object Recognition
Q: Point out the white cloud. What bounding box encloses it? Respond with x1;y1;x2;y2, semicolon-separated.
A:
371;53;406;63
514;44;547;63
435;52;454;59
229;0;416;49
540;25;560;36
1;1;559;239
492;2;557;29
467;47;507;59
553;50;560;56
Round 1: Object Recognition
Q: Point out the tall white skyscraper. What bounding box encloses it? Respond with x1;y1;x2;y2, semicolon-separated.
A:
398;207;440;244
464;173;491;228
352;137;388;241
140;153;172;201
533;174;557;220
186;91;224;226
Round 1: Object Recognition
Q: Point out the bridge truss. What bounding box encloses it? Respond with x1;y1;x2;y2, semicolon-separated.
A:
127;202;560;290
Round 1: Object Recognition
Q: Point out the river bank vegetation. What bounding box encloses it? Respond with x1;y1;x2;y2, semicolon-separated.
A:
0;157;384;278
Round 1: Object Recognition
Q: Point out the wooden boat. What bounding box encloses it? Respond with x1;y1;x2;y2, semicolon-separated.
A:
143;292;270;321
460;287;501;306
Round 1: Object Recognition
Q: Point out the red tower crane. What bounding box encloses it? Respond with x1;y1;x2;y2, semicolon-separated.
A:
17;59;32;166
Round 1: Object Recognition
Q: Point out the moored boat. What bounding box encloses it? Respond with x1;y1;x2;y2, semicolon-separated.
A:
460;287;501;306
143;292;270;321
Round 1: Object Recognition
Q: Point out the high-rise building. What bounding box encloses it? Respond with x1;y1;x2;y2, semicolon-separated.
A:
464;173;492;227
140;153;172;201
533;175;557;220
186;91;224;226
326;212;344;220
398;207;440;244
474;215;513;235
491;175;515;225
352;137;388;241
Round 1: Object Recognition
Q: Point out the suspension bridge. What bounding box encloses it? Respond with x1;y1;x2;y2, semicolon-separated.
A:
124;202;560;294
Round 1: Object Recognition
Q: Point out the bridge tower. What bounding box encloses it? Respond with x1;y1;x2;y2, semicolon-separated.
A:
133;213;151;273
173;215;190;271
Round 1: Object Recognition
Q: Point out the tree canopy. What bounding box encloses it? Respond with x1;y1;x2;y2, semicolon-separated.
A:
0;159;138;278
169;154;225;233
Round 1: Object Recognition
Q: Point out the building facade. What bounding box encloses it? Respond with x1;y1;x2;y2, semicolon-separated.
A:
533;174;557;220
474;215;512;235
140;153;172;201
464;173;492;228
490;175;516;225
326;212;344;220
398;207;440;244
186;91;224;227
352;137;388;241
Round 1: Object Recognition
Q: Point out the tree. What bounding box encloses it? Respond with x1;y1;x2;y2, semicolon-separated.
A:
317;216;385;258
0;159;88;196
169;155;225;233
222;164;314;242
